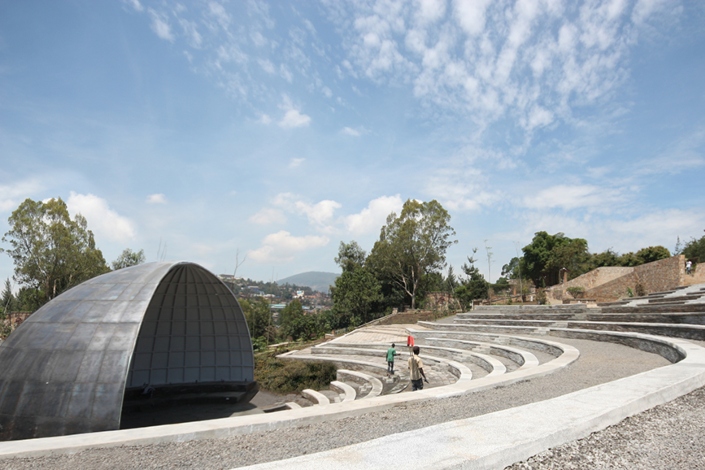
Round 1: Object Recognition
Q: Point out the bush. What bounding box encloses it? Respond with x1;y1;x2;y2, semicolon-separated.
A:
536;288;547;305
566;286;585;298
255;351;337;394
635;282;646;297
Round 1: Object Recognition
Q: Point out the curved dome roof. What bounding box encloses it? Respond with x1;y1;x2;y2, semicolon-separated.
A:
0;262;254;440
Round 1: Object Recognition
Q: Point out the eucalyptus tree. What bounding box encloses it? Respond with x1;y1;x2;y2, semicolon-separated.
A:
1;197;109;309
367;199;456;310
111;248;146;270
331;241;381;326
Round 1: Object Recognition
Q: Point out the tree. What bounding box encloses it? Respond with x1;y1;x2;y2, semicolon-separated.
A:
334;241;367;273
683;235;705;263
501;257;521;279
239;297;275;341
279;300;320;341
331;240;382;327
1;198;109;309
634;246;671;264
616;246;671;267
454;252;489;308
111;248;146;270
1;279;14;313
445;265;458;292
586;249;620;270
331;269;382;326
520;232;589;287
367;199;456;309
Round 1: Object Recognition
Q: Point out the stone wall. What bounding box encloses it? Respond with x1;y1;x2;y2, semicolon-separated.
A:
586;255;685;302
585;271;640;302
549;266;634;302
633;254;685;292
549;256;687;303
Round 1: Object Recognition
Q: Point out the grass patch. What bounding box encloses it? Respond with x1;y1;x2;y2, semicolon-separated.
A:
255;349;337;394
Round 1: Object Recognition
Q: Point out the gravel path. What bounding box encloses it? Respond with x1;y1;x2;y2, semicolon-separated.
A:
2;337;699;470
507;385;705;469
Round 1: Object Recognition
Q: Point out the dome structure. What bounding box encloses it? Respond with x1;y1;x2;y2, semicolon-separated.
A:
0;262;256;441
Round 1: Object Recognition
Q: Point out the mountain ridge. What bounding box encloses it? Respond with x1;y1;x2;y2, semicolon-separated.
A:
276;271;339;293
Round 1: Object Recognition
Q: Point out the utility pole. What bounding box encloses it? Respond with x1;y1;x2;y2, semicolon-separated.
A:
514;241;524;303
484;240;493;302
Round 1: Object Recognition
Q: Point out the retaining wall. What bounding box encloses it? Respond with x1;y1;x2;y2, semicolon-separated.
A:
551;256;686;303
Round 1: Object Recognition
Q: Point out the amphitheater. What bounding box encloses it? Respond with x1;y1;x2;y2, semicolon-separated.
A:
2;280;705;469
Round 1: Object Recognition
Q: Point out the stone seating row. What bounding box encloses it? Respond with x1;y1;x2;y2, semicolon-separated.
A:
281;347;472;403
279;330;576;407
312;343;493;377
421;321;685;363
423;337;540;371
473;304;590;315
454;318;705;341
455;298;705;340
459;310;705;324
598;283;705;308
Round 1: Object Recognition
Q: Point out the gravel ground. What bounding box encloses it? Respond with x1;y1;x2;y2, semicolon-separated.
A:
507;385;705;469
2;337;700;470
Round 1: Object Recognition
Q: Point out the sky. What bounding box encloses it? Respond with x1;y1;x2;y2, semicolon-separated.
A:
1;0;704;288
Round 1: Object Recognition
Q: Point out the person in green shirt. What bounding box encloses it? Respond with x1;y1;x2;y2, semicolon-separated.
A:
386;343;399;374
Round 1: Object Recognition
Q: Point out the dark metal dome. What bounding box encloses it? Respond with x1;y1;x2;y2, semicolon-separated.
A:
0;262;255;440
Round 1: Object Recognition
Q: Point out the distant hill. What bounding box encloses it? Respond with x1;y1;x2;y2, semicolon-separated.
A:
277;271;339;293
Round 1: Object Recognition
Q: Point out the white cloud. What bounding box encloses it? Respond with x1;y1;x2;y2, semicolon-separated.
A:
635;128;705;176
424;148;507;211
289;158;305;169
67;192;135;242
342;126;363;137
249;208;286;225
122;0;143;13
325;0;665;145
258;114;272;125
259;59;276;74
344;195;403;235
0;179;43;212
149;10;174;42
632;0;674;26
270;193;341;231
415;0;447;25
453;0;491;36
248;230;329;263
179;18;203;48
146;193;167;204
297;200;341;227
208;1;231;30
599;209;705;255
279;109;311;128
522;184;624;211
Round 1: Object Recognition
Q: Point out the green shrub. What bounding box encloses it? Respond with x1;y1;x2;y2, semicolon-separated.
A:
536;288;547;305
635;282;646;297
255;351;337;394
566;286;585;298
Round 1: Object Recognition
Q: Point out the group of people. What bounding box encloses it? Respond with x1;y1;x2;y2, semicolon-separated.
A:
386;342;429;391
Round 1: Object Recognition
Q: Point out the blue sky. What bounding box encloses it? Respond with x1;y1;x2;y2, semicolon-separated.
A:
1;0;704;287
